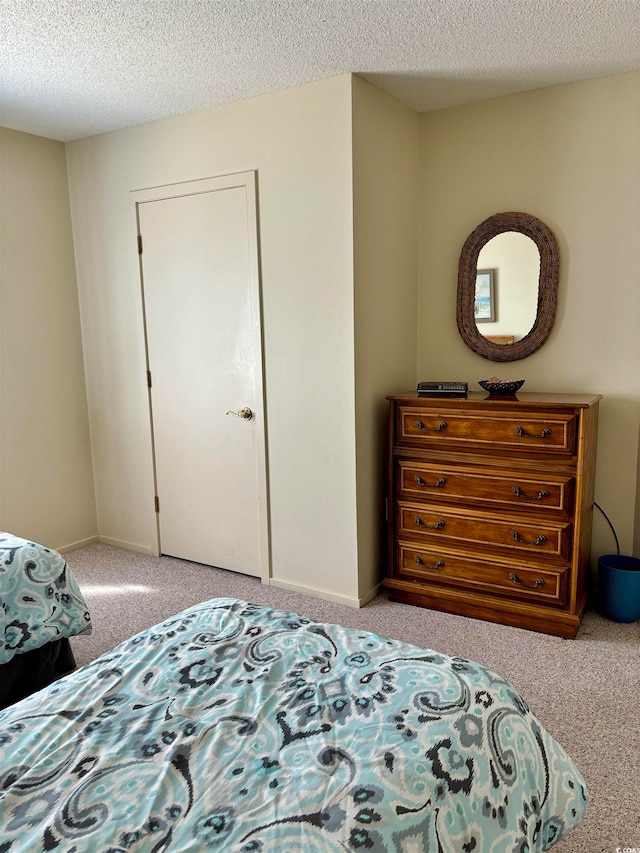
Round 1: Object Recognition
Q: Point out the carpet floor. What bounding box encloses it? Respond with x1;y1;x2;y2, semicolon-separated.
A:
67;542;639;853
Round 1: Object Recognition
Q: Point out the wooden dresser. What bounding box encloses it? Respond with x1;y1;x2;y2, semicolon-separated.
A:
384;392;601;638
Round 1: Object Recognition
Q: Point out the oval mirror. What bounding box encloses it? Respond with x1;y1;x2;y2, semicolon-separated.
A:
457;212;559;362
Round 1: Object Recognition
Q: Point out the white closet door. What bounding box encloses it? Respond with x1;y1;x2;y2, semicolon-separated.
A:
136;173;268;577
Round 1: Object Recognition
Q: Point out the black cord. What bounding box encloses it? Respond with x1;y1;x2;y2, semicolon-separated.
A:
594;501;620;555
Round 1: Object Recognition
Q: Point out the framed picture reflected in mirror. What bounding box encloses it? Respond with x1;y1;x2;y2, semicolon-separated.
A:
474;268;495;322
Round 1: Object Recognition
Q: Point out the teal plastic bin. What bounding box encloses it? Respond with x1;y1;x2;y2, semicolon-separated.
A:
598;554;640;623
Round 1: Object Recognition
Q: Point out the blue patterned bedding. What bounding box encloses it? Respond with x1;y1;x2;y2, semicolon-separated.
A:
0;598;586;851
0;532;92;665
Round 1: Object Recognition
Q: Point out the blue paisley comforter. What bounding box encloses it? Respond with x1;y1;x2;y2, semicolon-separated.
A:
0;532;92;665
0;597;586;851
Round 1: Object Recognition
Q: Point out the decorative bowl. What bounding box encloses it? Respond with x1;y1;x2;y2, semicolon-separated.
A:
478;378;525;396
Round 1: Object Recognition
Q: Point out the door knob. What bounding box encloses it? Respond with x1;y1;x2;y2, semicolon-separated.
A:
226;407;253;420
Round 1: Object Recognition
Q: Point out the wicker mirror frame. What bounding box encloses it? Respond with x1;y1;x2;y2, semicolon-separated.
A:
457;212;559;362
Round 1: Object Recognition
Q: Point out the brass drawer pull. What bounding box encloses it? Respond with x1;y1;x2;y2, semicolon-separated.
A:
515;425;551;438
510;530;547;546
512;486;550;500
415;420;447;432
414;556;444;570
509;572;545;589
414;475;446;488
414;517;445;529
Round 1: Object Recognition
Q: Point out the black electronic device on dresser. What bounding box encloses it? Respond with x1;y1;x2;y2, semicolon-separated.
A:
417;381;468;398
384;391;601;638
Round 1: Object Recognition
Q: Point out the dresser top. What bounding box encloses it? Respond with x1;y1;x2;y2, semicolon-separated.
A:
388;391;602;409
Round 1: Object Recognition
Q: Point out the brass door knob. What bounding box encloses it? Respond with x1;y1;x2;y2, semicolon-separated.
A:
226;407;253;420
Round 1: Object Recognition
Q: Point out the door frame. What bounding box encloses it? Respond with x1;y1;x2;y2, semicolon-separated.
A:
131;171;271;582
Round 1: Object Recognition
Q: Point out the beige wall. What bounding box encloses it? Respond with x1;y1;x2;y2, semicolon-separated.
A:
419;71;640;564
6;68;636;600
0;128;96;549
352;77;419;600
66;75;363;603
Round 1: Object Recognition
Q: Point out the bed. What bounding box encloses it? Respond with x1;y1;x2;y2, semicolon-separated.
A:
0;532;92;710
0;597;587;851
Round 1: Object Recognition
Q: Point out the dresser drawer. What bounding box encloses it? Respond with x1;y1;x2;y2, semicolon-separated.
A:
398;501;572;560
398;406;577;455
396;542;570;605
397;460;574;516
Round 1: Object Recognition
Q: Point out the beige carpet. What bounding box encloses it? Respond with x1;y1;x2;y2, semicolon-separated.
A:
67;543;640;853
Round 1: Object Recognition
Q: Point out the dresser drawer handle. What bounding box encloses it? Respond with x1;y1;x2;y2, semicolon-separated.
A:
415;420;448;432
414;517;445;529
515;425;552;439
512;486;550;501
414;556;444;570
509;572;545;589
510;530;547;546
414;475;446;488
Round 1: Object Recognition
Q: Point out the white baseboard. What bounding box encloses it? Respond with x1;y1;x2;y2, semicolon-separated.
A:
57;536;99;554
96;536;154;555
267;577;364;609
359;582;383;607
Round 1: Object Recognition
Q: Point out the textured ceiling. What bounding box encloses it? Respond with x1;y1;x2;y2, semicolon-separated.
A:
2;0;640;142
